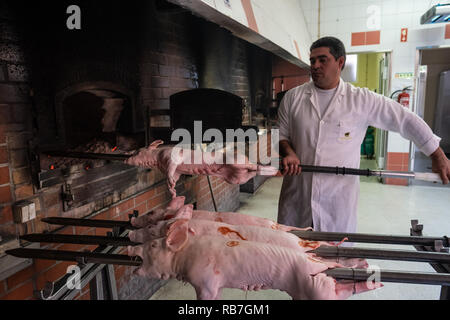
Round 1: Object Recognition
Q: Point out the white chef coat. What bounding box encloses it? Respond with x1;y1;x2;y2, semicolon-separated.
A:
277;79;441;233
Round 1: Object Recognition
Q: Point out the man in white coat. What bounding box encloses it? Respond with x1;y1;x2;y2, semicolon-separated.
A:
277;37;450;233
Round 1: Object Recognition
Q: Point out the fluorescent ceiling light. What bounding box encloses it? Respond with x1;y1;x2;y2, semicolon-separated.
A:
421;3;450;24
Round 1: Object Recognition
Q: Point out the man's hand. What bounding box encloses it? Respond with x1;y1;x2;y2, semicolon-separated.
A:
279;140;301;176
282;154;301;176
430;147;450;185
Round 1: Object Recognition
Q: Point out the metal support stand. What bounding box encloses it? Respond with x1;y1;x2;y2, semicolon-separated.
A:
410;219;450;300
35;210;139;300
89;264;118;300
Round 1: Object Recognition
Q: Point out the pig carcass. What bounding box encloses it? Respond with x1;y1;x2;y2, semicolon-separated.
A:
128;219;381;300
129;204;368;269
124;140;278;197
131;196;306;232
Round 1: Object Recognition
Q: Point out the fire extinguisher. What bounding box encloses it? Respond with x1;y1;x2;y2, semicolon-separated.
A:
390;86;412;108
397;91;410;108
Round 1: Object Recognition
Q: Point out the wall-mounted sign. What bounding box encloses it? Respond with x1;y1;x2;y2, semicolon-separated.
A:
395;72;414;79
401;28;408;42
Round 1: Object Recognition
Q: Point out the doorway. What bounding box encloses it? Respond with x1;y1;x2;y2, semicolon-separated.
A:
345;51;392;175
411;46;450;187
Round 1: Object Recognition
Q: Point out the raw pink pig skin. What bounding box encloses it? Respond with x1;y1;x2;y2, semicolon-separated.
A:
129;205;368;269
131;196;306;232
131;196;187;228
124;140;276;198
127;220;381;300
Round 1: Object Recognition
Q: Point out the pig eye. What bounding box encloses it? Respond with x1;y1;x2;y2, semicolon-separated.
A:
151;241;158;248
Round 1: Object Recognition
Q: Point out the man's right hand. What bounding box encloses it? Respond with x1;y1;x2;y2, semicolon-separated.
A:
282;154;301;176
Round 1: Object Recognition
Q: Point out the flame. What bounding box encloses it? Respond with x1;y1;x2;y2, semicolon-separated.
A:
112;146;118;152
50;165;55;170
85;165;90;170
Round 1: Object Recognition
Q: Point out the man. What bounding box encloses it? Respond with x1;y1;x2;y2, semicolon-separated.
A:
277;36;450;233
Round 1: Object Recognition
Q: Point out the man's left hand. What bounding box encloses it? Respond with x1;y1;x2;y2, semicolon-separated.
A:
431;147;450;185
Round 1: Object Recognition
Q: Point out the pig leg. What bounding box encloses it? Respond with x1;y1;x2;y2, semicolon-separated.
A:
335;280;383;299
192;283;222;300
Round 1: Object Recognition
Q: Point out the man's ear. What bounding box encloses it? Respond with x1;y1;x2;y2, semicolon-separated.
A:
165;219;189;252
338;56;345;70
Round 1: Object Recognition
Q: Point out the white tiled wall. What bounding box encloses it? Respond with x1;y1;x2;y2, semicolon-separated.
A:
299;0;450;153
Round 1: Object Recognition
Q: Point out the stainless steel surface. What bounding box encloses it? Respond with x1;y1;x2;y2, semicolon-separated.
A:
290;230;449;247
324;268;450;286
311;246;450;263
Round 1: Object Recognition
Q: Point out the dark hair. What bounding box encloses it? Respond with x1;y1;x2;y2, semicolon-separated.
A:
310;37;346;69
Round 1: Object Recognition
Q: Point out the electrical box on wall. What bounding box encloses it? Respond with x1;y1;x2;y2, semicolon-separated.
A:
13;201;36;223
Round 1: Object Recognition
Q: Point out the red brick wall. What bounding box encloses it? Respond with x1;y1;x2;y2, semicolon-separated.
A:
272;55;310;96
385;152;410;186
0;2;242;300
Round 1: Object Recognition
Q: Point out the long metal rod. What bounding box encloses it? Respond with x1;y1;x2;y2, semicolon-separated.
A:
6;248;142;266
310;246;450;264
290;230;450;247
280;164;422;179
273;161;442;183
20;233;140;247
41;217;138;230
44;151;131;161
324;268;450;286
7;247;450;286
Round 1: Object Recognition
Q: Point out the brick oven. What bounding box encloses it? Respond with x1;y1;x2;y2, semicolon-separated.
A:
0;0;275;300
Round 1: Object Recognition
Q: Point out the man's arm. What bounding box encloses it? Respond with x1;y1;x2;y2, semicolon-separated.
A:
367;91;450;184
277;90;301;176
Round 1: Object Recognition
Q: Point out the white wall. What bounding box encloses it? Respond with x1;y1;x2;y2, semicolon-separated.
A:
199;0;313;65
299;0;450;154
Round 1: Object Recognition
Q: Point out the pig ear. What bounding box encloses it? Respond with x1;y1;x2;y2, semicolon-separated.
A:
150;140;164;149
166;219;189;252
166;219;189;236
173;205;193;220
167;196;186;210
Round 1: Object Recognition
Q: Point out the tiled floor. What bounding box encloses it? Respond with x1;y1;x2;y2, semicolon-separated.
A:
150;161;450;300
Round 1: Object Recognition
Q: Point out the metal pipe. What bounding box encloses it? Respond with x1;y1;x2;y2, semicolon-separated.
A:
290;230;450;247
41;217;138;230
310;246;450;264
20;233;141;247
44;151;131;161
6;248;142;267
324;268;450;286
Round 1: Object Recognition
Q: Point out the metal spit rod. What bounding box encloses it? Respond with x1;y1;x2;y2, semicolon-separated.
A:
277;163;443;183
44;151;131;161
7;248;450;286
310;246;450;264
290;230;450;247
20;233;141;247
41;217;138;230
20;233;450;264
6;248;143;267
324;268;450;286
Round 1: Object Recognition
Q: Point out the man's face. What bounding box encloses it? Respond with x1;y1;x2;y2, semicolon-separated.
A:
309;47;344;89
